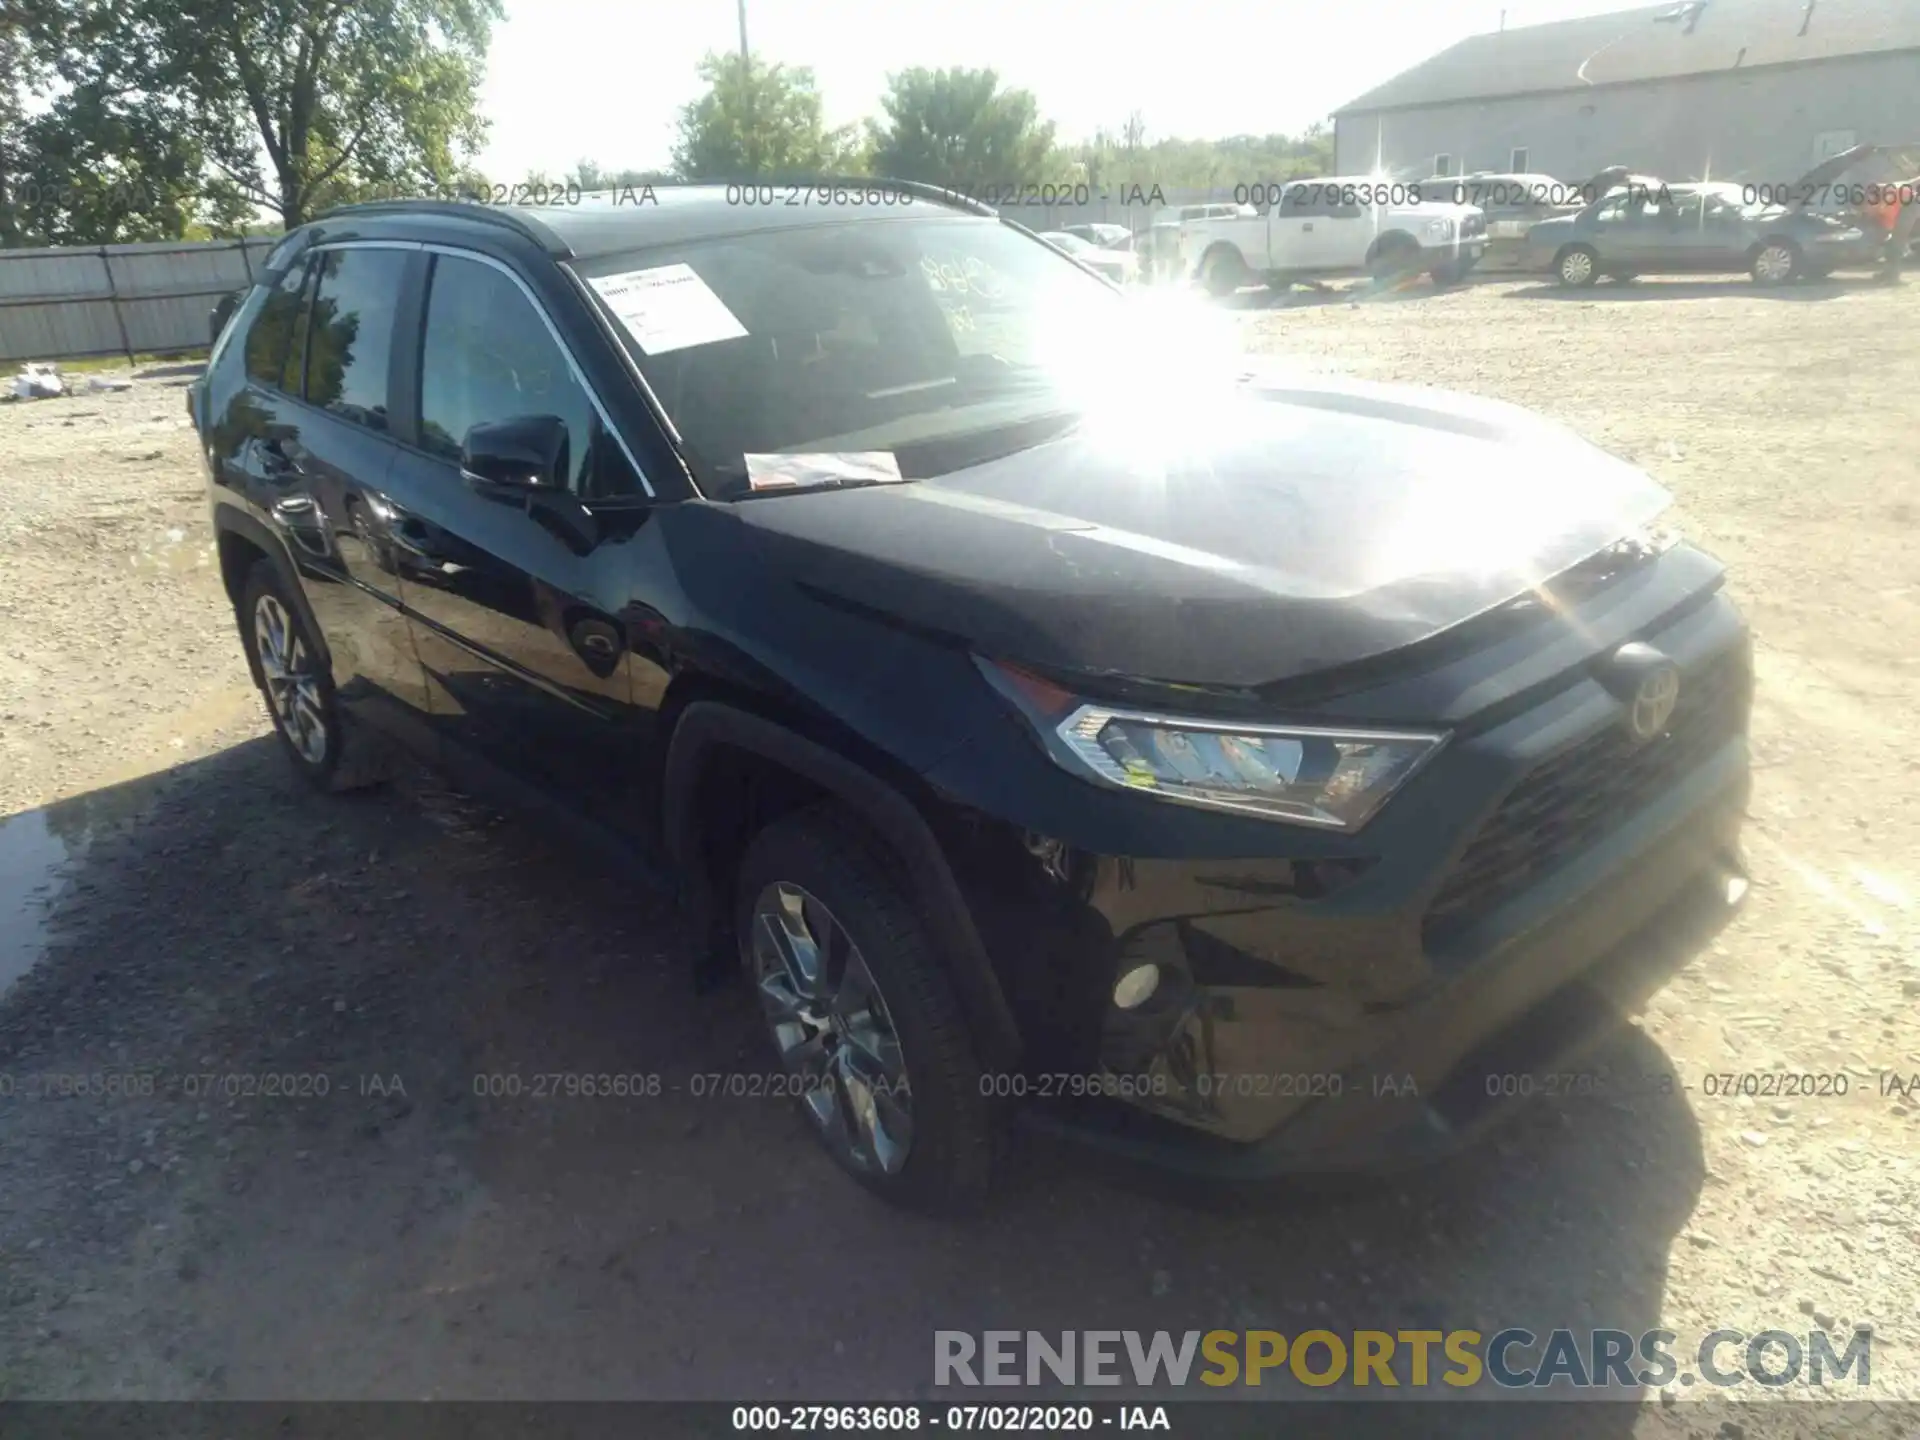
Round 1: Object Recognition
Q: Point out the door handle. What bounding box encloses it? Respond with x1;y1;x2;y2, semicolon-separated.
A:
1302;222;1314;231
259;438;294;478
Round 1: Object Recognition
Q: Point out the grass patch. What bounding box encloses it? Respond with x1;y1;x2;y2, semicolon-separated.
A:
53;349;209;374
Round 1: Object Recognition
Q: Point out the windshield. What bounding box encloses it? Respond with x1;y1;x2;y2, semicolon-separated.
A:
572;217;1144;496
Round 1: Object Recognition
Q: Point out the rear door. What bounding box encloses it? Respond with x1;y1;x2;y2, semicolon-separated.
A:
1584;192;1657;269
383;248;664;841
211;245;432;716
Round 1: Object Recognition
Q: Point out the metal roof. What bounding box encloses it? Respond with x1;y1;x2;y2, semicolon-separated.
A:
317;180;993;261
1334;0;1920;115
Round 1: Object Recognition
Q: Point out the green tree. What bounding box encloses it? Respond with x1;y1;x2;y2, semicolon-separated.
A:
563;160;674;191
671;53;859;179
867;68;1059;191
22;0;500;234
0;16;42;244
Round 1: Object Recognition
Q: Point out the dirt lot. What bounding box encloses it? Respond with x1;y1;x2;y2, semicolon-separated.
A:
0;277;1916;1432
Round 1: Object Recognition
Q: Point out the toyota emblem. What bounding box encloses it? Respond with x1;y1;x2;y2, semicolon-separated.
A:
1628;665;1681;742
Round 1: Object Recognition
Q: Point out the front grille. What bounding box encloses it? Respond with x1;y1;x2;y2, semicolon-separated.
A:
1462;213;1487;238
1422;646;1748;947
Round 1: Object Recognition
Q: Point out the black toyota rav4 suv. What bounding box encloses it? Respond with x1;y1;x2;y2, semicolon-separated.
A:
191;184;1751;1211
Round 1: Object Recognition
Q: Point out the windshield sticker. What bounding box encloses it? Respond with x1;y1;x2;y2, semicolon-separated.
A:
588;264;748;355
743;452;905;492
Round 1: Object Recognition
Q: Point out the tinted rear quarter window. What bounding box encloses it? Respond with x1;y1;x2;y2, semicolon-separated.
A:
303;248;407;431
243;264;310;390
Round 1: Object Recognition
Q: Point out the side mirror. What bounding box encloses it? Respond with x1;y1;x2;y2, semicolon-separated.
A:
460;415;570;492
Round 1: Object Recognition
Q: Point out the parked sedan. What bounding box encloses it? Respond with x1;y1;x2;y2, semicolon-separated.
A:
1036;229;1138;284
1526;182;1880;286
1060;222;1133;250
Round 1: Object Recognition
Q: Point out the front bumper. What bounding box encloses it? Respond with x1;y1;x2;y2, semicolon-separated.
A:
1021;741;1745;1181
1424;238;1486;265
938;579;1751;1180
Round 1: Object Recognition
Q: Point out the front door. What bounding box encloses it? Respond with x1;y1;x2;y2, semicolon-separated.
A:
383;249;664;842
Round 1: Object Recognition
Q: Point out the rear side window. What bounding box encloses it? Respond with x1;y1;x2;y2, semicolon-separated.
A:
302;248;407;431
243;263;311;390
417;253;640;498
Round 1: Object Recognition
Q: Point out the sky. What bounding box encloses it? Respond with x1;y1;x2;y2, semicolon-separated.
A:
477;0;1644;180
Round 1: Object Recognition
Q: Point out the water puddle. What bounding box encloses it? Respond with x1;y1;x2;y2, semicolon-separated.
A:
0;785;158;1000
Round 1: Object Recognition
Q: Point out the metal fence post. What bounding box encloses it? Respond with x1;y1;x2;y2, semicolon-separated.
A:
100;247;136;366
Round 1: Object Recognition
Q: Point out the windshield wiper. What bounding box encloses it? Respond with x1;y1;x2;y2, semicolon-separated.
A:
712;465;909;499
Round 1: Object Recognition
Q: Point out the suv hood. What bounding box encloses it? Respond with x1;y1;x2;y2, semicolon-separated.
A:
731;376;1670;689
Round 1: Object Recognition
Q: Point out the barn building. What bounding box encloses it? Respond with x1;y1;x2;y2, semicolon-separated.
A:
1332;0;1920;186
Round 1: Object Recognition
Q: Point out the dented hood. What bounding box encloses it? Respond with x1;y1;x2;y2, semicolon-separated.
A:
731;376;1671;689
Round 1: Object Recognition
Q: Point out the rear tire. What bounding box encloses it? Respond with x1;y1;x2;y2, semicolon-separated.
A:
1751;239;1800;285
1554;244;1600;287
735;805;994;1213
1199;245;1246;297
239;560;392;792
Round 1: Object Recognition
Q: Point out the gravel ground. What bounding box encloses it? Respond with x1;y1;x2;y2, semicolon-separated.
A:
0;279;1915;1432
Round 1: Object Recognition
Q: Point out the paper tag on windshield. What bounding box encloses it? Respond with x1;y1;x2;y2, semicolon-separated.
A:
588;264;748;355
743;452;905;492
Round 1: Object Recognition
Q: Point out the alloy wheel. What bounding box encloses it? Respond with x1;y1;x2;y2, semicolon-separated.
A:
750;881;915;1175
253;593;328;765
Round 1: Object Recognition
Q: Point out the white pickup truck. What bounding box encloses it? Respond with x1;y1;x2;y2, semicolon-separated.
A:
1179;177;1488;294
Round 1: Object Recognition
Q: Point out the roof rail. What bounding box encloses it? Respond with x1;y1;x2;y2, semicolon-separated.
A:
651;174;999;218
310;198;572;255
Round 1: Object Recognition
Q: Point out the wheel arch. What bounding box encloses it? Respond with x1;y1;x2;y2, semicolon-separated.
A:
660;697;1023;1072
1365;229;1419;264
1551;241;1598;276
214;506;332;674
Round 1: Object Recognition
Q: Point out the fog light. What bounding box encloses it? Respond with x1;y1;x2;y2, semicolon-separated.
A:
1112;964;1160;1010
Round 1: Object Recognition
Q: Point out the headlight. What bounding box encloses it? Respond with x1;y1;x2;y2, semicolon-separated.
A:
1424;217;1455;239
977;659;1444;831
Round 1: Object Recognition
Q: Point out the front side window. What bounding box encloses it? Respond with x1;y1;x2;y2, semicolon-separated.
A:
418;254;639;498
302;247;407;431
1279;186;1321;217
574;217;1129;495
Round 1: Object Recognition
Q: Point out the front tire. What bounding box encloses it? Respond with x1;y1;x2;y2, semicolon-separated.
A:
1555;244;1600;287
1368;236;1420;285
239;560;390;791
735;806;994;1212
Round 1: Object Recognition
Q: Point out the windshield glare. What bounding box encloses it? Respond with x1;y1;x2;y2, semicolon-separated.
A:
574;217;1197;496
